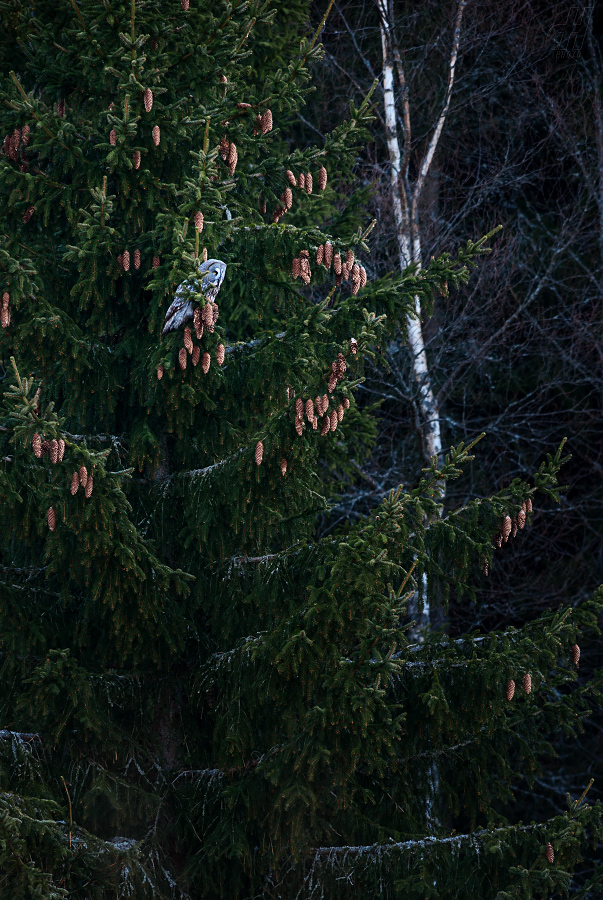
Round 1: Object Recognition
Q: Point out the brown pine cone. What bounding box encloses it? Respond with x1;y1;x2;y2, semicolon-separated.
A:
517;509;526;529
297;172;305;191
501;515;512;542
506;679;515;701
133;249;141;270
79;465;88;488
184;326;193;354
57;100;65;118
482;560;489;576
220;138;230;161
23;206;35;223
122;250;130;272
292;257;301;279
255;441;264;465
280;458;287;476
333;252;342;275
70;471;80;495
2;291;9;309
49;439;59;465
152;255;160;269
133;150;141;169
316;244;324;266
305;172;312;194
286;169;296;187
523;673;532;695
194;211;204;232
217;343;225;365
85;475;93;498
157;365;164;380
152;125;160;146
193;306;203;339
350;337;358;354
202;352;211;374
571;643;580;666
324;241;333;268
47;507;56;532
228;142;238;176
545;842;554;864
109;129;117;146
343;398;350;409
179;347;187;370
337;404;344;422
318;166;327;190
261;109;273;134
284;188;293;210
295;417;303;437
192;346;200;366
295;398;304;418
336;353;347;378
329;410;338;431
32;433;42;458
305;399;314;420
144;88;153;112
321;416;330;436
327;373;337;394
40;440;49;455
58;439;65;462
359;266;367;288
346;249;354;267
511;518;518;538
341;262;350;281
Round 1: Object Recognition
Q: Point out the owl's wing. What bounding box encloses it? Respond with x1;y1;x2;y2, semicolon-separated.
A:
161;283;196;336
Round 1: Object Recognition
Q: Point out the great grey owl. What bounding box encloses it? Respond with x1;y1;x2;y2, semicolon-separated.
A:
161;258;227;336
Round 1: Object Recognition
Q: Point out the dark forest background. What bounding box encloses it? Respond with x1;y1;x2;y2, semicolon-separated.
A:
291;0;603;877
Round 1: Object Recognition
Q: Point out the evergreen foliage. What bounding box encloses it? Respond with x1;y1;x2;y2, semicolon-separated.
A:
0;1;601;897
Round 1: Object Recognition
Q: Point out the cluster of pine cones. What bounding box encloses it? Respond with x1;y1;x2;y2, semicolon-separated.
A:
32;433;65;464
2;124;31;173
219;138;238;176
157;308;224;377
271;167;327;223
494;499;532;549
70;465;94;499
292;244;367;294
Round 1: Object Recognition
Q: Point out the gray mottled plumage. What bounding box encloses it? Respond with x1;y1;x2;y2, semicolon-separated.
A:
161;258;227;336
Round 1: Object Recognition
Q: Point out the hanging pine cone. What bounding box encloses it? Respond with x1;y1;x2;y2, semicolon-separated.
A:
202;352;210;374
47;507;56;532
294;417;303;437
336;403;344;422
343;397;350;409
511;518;518;538
57;99;65;118
545;843;554;864
255;440;264;465
321;415;330;436
297;172;305;191
40;440;49;455
305;172;312;194
109;129;117;146
329;410;338;431
85;475;93;498
333;252;342;276
316;244;324;265
286;170;296;187
322;393;329;412
501;516;512;542
193;306;203;339
152;125;160;146
295;398;304;418
144;88;153;112
49;439;58;465
523;498;533;513
183;326;193;354
261;109;273;134
571;643;580;666
133;149;141;170
152;255;160;269
350;337;358;354
311;417;318;430
1;308;10;329
122;250;130;272
220;138;230;161
318;166;327;190
336;353;347;378
341;262;350;281
359;266;367;288
346;249;354;267
284;188;293;210
58;438;65;462
523;673;532;695
179;347;187;370
32;433;42;458
482;560;489;576
201;302;213;330
327;373;337;394
506;679;515;701
2;292;9;309
23;206;35;223
305;399;314;420
517;509;526;529
300;256;311;284
157;364;164;380
212;301;219;326
280;458;287;476
286;386;294;400
70;471;79;495
194;211;204;232
192;346;200;366
182;0;189;10
133;249;141;270
324;241;333;268
494;533;503;548
217;343;225;365
228;142;238;176
79;466;88;487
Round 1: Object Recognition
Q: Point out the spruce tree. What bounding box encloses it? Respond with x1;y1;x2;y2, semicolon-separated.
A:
0;2;602;898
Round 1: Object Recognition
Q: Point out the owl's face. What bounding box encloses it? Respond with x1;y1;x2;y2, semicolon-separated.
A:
199;258;227;293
